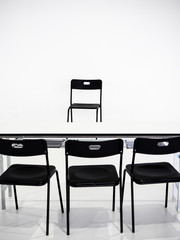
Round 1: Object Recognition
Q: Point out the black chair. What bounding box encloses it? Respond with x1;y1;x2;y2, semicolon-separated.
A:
67;79;102;122
0;139;64;235
122;137;180;233
65;139;124;235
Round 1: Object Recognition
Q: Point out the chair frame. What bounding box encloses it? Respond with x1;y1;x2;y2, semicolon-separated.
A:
65;139;123;235
67;79;102;122
0;139;64;235
122;137;180;233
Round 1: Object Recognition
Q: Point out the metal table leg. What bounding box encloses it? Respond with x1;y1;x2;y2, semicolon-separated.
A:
172;153;180;211
0;154;6;210
7;156;12;198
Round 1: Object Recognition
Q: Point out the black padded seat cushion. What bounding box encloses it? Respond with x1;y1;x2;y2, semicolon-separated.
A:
0;164;56;186
126;162;180;184
70;103;100;109
69;164;119;187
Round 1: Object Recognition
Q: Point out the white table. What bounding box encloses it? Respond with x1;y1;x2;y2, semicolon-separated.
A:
0;122;180;210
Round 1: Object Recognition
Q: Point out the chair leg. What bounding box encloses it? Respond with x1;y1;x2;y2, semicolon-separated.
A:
55;171;64;213
119;179;123;233
122;169;126;201
68;185;70;212
112;186;115;211
100;106;102;122
46;181;50;236
165;182;169;208
70;109;73;122
66;184;70;235
131;177;135;233
67;108;70;122
13;185;18;210
96;109;98;122
67;108;73;122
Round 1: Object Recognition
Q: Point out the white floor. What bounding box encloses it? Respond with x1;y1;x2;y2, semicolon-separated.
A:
1;147;180;239
1;186;180;240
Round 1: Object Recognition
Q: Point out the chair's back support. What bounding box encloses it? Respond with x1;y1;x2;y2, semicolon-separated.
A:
65;139;123;158
71;79;102;90
0;139;47;157
131;137;180;174
134;137;180;155
70;79;102;106
65;139;123;178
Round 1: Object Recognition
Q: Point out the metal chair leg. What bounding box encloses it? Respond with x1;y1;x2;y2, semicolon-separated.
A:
119;178;123;233
96;109;98;122
70;109;73;122
165;182;169;208
67;108;73;122
46;181;50;235
13;185;18;210
123;170;135;232
55;171;64;213
66;184;70;235
67;108;70;122
112;186;115;211
100;106;102;122
122;169;126;200
131;177;135;233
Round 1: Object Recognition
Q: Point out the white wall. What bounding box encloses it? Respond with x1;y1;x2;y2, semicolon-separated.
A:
0;0;179;202
0;0;180;130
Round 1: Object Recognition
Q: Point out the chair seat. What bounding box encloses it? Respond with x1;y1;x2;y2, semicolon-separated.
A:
126;162;180;184
69;164;119;187
0;164;56;186
70;103;100;109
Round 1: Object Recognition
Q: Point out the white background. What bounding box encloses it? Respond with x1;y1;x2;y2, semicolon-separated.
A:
0;3;180;237
0;0;180;131
0;0;180;205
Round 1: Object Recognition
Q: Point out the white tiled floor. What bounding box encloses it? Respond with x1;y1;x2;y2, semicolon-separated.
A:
1;188;180;240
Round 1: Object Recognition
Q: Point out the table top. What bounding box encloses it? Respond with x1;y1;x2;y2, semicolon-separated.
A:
0;122;179;138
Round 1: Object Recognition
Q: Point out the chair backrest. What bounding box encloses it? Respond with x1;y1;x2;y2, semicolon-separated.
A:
65;139;123;158
71;79;102;90
0;139;47;157
133;137;180;155
130;137;180;173
65;139;123;178
70;79;102;105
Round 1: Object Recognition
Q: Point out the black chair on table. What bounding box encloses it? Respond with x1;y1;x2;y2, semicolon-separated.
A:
122;137;180;233
67;79;102;122
0;139;64;235
65;139;124;235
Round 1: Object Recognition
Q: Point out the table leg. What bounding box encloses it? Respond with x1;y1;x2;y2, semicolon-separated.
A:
7;156;12;197
172;153;180;211
0;154;6;210
177;155;180;211
172;153;178;198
